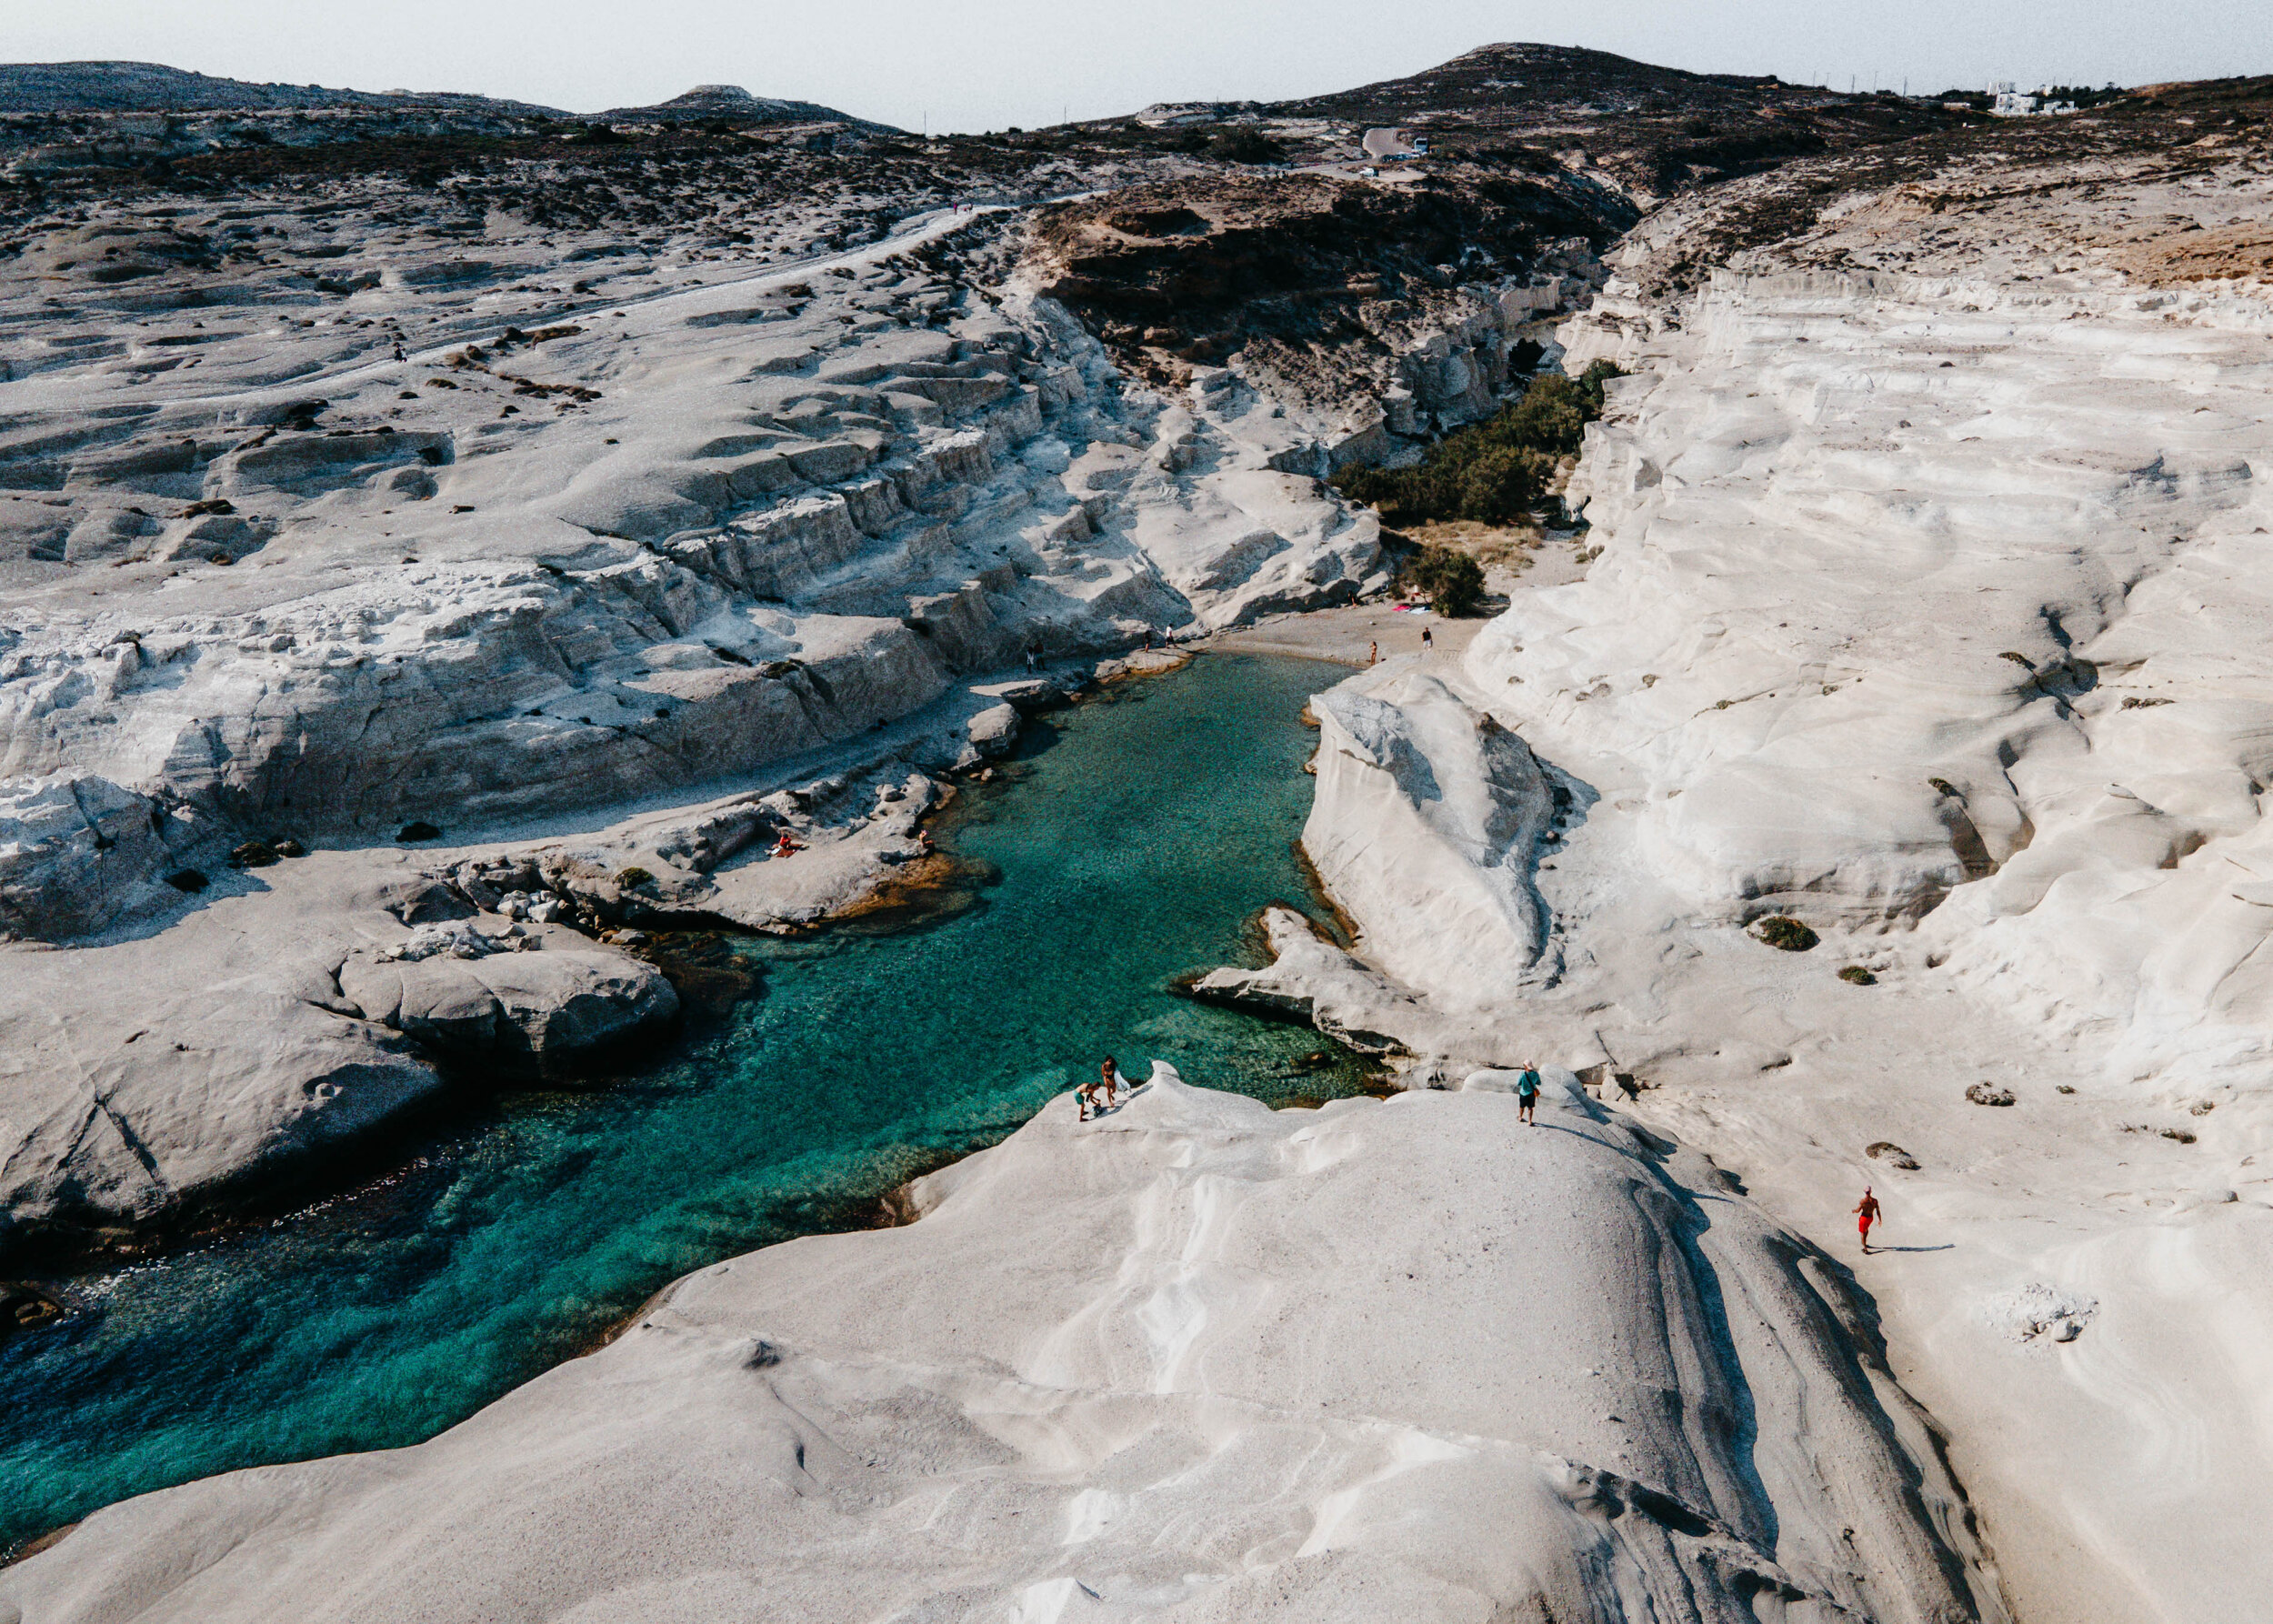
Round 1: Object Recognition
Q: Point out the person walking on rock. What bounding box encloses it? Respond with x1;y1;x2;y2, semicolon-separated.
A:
1855;1187;1882;1253
1367;640;1378;666
1516;1065;1541;1125
1421;624;1435;650
1099;1056;1122;1111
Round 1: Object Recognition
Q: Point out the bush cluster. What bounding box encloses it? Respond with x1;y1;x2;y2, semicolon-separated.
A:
1208;128;1287;165
1407;547;1485;617
1334;362;1623;527
1752;917;1819;952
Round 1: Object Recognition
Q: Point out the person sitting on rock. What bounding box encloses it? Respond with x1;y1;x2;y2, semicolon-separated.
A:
770;828;805;858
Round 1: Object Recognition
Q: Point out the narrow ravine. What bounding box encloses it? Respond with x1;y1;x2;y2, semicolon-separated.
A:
1;653;1372;1554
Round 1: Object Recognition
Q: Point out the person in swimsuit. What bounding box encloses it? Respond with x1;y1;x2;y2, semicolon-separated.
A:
1516;1065;1541;1125
1367;640;1378;666
1099;1057;1122;1111
1855;1187;1882;1252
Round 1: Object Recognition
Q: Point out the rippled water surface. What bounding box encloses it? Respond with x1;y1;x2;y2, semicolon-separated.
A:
1;653;1369;1549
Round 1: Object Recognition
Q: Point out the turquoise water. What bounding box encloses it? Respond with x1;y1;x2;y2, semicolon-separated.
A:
0;653;1367;1550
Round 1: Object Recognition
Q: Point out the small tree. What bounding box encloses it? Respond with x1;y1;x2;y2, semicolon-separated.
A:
1577;358;1626;414
1456;445;1549;525
1409;546;1485;617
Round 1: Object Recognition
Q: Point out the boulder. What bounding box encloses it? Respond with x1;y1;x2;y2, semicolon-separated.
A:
966;702;1020;758
0;771;199;942
339;943;678;1079
0;975;444;1248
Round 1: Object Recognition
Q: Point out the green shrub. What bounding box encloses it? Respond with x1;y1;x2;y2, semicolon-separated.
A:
1752;916;1818;952
614;866;655;890
1333;363;1625;527
1838;965;1877;985
1497;375;1592;457
1455;445;1551;524
1408;547;1485;617
1576;358;1625;414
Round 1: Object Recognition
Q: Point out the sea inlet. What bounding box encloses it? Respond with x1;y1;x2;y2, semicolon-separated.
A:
3;652;1376;1551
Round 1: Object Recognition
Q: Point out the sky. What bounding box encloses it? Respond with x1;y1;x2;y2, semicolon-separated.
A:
6;0;2269;131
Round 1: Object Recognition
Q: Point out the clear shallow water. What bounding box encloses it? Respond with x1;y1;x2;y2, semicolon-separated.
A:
1;653;1369;1550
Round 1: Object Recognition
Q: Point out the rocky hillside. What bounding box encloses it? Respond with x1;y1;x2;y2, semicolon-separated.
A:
0;59;562;115
1025;166;1622;407
1010;44;1983;456
595;83;897;132
1270;41;1957;199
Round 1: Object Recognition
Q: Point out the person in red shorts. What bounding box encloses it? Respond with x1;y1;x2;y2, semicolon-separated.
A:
1855;1187;1882;1253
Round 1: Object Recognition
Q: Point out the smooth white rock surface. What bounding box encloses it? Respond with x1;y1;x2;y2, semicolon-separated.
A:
1264;145;2273;1623
0;1067;2002;1624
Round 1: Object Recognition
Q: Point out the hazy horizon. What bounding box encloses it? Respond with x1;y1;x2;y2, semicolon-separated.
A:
5;0;2269;133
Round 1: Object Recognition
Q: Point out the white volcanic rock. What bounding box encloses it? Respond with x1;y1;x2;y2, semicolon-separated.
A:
1499;172;2273;1094
0;207;1377;888
1187;905;1486;1060
0;849;676;1248
0;942;441;1245
1235;146;2273;1622
1305;663;1556;1009
0;194;1385;1239
337;939;676;1080
0;1068;2002;1624
0;768;208;940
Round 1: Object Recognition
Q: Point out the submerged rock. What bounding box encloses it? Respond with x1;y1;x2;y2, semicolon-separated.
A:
0;1280;64;1338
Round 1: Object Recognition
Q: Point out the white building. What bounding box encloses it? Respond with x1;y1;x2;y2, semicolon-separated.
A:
1988;79;2077;117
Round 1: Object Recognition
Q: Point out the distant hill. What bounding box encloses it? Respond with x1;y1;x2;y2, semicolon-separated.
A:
0;63;892;130
594;84;900;133
0;60;562;115
1271;42;1818;125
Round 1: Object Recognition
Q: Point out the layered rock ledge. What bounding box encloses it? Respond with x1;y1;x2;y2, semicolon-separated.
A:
0;194;1392;1253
